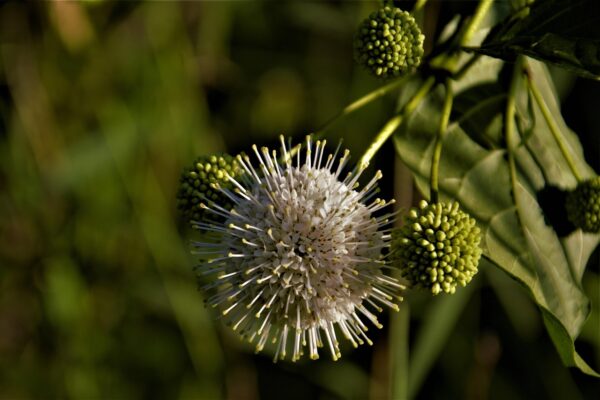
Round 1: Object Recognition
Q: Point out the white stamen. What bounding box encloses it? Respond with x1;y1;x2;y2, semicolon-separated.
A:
192;137;402;361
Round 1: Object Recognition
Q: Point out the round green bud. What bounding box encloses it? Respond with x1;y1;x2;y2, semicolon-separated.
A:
392;200;482;295
565;176;600;233
353;6;424;79
176;154;242;222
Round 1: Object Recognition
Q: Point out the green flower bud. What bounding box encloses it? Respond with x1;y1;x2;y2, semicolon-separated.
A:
176;154;242;222
392;200;482;295
565;177;600;233
353;6;424;79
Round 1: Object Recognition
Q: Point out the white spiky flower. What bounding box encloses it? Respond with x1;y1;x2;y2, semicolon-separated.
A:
193;136;404;362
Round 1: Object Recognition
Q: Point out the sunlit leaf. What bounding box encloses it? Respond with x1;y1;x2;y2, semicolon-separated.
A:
394;57;599;376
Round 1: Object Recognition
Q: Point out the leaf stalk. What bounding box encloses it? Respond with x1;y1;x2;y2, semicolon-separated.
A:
359;76;435;169
525;67;583;182
430;78;453;204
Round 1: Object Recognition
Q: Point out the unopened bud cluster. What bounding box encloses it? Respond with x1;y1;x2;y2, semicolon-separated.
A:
565;177;600;233
176;154;242;221
353;6;424;78
392;200;482;295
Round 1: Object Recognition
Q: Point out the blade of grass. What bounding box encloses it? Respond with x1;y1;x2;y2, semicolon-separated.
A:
390;305;410;400
408;276;478;398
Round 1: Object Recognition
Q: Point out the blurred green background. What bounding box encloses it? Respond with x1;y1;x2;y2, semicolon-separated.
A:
0;1;598;399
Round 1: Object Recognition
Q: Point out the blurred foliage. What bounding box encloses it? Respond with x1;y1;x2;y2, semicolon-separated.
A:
0;1;598;399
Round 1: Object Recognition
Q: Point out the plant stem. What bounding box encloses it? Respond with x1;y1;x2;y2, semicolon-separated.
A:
390;303;410;400
412;0;428;13
459;0;494;47
430;78;453;204
506;58;522;191
432;0;492;81
314;75;410;137
359;114;402;169
359;76;435;168
525;68;583;182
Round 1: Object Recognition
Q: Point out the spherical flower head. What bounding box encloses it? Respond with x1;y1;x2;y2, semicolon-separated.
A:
353;6;424;78
193;136;404;362
565;177;600;233
176;154;242;222
392;200;482;295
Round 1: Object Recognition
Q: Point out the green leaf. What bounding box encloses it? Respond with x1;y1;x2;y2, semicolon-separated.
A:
473;0;600;80
393;57;599;376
